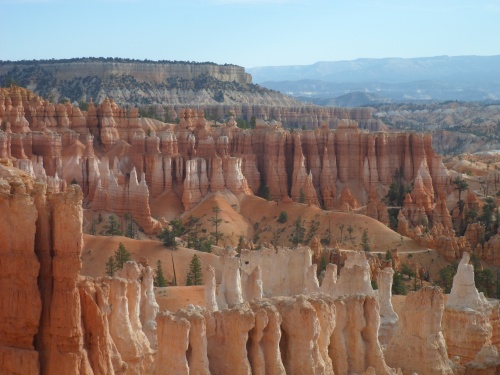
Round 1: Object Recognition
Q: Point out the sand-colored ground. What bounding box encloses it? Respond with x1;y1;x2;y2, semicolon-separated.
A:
238;194;426;253
82;234;221;285
150;190;184;222
155;285;206;312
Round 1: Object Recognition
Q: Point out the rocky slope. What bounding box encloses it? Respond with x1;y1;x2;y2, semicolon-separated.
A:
0;58;300;108
374;101;500;155
4;85;500;268
1;166;498;374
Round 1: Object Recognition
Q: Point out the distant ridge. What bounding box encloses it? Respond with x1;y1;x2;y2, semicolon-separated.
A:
249;55;500;102
248;55;500;83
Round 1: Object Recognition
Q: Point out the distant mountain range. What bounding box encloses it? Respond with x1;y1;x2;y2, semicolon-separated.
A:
248;56;500;104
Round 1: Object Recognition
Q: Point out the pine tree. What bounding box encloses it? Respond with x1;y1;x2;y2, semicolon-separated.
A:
124;213;136;239
102;214;122;236
291;217;306;246
299;188;306;203
361;229;371;252
154;260;167;287
105;256;117;276
186;254;203;286
392;271;407;295
114;242;131;270
209;205;223;245
158;228;177;248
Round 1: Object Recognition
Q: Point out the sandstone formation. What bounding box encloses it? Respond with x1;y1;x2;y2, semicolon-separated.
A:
0;164;158;375
153;295;395;375
442;252;500;366
385;287;454;375
376;267;399;348
0;86;453;230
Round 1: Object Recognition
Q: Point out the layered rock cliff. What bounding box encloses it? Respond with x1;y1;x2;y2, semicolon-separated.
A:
0;86;452;233
0;58;301;108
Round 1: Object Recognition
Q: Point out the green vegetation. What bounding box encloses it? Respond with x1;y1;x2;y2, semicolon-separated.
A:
385;168;413;207
208;205;223;245
305;220;320;244
347;225;354;240
158;228;177;248
154;260;168;287
277;211;288;224
186;254;203;286
437;262;459;293
101;214;122;236
392;271;407;295
338;224;345;242
453;175;469;203
185;215;213;253
258;182;270;201
124;213;137;239
360;229;371;252
105;256;117;277
114;242;131;270
299;188;306;203
318;257;328;276
291;217;306;246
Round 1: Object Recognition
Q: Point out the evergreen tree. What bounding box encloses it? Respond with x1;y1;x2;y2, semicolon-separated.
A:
170;219;184;237
318;257;328;276
479;197;497;241
158;227;177;248
208;205;223;245
347;225;353;240
305;220;320;244
105;256;117;276
299;188;306;203
277;211;288;224
338;224;345;242
471;253;495;297
186;254;203;286
392;271;407;295
453;175;469;203
114;242;131;270
385;168;412;207
437;262;459;293
291;217;306;246
90;218;96;235
361;229;371;252
258;182;270;201
124;213;136;239
154;260;167;287
102;214;122;236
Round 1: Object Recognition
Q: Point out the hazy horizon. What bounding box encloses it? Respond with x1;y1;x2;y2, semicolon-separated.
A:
1;0;499;69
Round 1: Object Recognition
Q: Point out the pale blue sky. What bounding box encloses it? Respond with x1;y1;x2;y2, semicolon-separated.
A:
0;0;498;68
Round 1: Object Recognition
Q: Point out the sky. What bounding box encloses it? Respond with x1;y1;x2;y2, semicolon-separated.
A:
0;0;499;69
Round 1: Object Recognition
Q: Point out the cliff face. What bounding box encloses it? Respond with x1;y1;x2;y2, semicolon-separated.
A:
0;59;305;108
0;86;452;236
0;60;251;85
0;165;158;374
